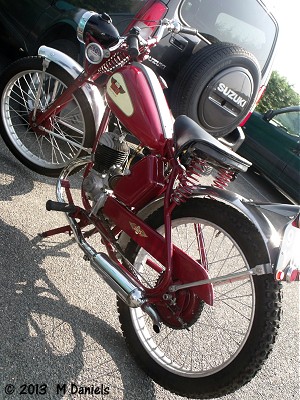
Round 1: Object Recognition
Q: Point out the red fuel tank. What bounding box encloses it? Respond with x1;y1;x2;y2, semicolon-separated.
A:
106;63;174;155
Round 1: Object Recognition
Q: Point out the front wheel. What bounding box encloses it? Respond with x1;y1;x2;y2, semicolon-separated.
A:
118;198;282;398
0;57;96;177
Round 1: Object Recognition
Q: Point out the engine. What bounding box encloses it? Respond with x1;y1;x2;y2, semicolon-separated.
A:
83;131;130;212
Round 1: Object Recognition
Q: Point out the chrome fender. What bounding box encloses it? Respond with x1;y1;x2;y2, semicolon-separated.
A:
118;186;299;269
38;45;104;130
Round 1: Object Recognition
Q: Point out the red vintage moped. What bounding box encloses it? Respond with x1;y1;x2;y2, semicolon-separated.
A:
1;5;299;398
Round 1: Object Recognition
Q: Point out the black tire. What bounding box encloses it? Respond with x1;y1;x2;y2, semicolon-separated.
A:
47;39;80;62
171;43;261;138
0;56;96;177
118;198;282;398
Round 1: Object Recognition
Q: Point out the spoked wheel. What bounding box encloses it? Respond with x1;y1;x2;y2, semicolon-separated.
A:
118;198;282;398
0;57;96;177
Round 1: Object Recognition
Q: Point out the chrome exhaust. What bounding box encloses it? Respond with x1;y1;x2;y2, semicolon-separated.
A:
81;241;161;333
54;158;161;333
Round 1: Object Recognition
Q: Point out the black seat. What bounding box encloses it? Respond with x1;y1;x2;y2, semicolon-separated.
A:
174;115;251;172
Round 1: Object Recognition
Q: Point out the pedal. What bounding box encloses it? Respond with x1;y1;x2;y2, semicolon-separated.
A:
46;200;77;213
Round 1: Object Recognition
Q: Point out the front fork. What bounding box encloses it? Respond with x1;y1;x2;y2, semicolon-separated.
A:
31;58;49;121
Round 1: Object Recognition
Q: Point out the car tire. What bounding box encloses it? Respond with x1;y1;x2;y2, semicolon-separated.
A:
171;43;261;138
47;38;80;61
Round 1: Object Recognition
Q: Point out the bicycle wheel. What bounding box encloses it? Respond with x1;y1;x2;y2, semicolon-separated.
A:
118;198;282;398
0;57;96;177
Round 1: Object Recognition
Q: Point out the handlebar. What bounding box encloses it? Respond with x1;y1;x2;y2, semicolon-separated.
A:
125;18;198;59
127;27;141;59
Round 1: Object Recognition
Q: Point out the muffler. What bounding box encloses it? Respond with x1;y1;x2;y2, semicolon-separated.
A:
81;242;145;307
51;199;162;332
81;242;161;333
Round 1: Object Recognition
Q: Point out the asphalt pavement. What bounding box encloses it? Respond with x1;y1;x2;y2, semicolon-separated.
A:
0;53;299;400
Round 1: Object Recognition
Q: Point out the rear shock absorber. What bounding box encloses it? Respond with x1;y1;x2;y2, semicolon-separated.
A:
213;167;236;189
171;159;208;204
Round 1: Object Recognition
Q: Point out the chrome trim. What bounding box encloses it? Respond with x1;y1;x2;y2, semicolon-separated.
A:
77;11;97;43
132;62;174;139
38;45;104;130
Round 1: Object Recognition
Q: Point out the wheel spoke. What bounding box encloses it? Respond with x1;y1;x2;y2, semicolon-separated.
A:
1;63;90;175
129;215;256;377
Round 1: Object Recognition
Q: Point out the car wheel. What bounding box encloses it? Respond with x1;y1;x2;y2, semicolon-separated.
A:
171;43;261;138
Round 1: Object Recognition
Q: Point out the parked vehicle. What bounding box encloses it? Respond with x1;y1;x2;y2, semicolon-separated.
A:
4;10;297;399
0;0;279;142
239;106;300;203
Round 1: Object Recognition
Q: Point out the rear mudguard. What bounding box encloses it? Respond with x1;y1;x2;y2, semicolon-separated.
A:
38;45;104;130
118;186;300;269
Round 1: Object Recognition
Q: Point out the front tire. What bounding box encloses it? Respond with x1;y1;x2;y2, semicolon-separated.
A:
118;198;281;398
0;57;96;177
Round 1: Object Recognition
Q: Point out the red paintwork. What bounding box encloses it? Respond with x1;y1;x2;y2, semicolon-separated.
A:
113;155;165;209
106;64;169;154
103;195;214;306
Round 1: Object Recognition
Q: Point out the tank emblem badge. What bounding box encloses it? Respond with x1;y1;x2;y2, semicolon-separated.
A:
110;77;125;95
129;222;148;237
107;73;134;117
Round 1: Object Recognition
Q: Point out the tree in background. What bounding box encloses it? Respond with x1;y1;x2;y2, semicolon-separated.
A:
256;70;300;113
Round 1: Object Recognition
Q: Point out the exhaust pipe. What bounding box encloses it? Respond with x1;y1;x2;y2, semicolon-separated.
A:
82;242;145;307
81;242;161;333
62;207;161;332
52;163;161;332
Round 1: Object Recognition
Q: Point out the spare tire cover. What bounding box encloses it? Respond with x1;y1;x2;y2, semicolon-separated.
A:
171;43;261;138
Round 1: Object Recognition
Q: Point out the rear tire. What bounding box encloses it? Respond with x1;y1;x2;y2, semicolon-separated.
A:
0;56;96;177
118;198;281;398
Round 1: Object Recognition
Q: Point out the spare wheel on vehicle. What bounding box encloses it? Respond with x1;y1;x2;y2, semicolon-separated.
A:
171;43;261;138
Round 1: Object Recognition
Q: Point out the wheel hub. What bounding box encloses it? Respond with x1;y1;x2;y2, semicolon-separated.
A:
156;281;204;329
28;110;53;136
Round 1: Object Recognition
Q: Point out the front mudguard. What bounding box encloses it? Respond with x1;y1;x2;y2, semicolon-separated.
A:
118;186;299;270
38;45;104;130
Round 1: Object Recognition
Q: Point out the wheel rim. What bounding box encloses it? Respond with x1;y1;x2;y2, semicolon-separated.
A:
130;217;256;377
1;70;87;170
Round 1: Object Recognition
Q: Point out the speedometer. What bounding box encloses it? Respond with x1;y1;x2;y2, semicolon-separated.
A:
85;43;104;64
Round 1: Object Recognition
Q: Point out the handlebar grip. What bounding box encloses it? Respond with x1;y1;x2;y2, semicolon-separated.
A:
46;200;77;213
127;33;140;58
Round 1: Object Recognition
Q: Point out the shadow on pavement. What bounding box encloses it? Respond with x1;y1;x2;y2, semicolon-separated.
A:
0;219;156;399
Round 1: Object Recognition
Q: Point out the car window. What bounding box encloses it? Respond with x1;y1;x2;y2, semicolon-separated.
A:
271;111;300;138
65;0;146;14
179;0;277;72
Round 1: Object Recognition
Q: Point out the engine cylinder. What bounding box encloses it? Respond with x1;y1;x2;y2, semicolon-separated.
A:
93;132;130;173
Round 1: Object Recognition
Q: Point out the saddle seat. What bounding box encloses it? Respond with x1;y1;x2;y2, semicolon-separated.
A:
174;115;251;172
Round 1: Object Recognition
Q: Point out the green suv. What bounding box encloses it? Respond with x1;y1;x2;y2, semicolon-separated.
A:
239;106;300;203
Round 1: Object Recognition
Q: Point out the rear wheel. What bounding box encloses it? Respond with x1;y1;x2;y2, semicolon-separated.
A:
118;198;281;398
0;57;96;177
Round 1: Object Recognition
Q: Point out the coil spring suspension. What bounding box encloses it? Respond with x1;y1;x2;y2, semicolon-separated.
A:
213;167;236;189
98;51;130;74
171;159;208;205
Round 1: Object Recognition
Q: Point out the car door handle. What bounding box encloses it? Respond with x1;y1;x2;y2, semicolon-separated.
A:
169;34;188;51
